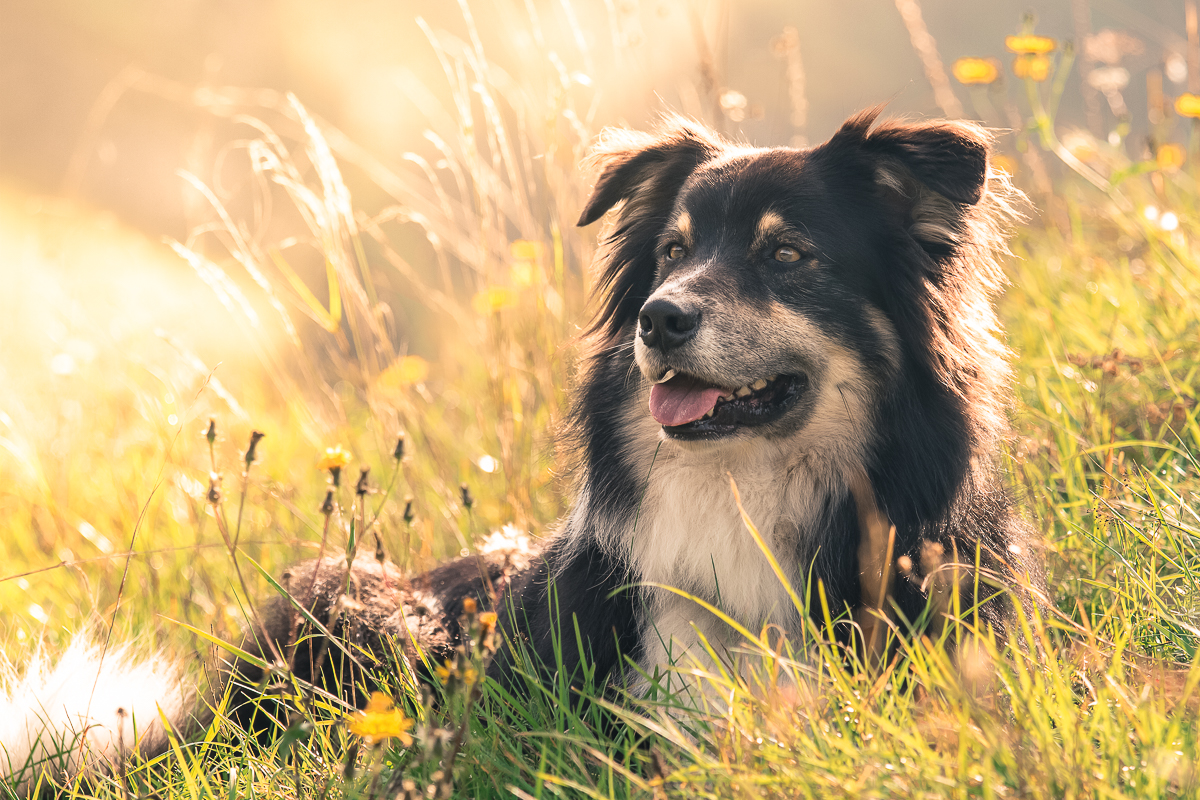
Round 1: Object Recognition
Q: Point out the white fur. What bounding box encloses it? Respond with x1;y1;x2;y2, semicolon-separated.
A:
0;634;195;795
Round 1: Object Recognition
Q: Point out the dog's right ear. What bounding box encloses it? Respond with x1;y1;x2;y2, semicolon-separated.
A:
578;119;724;338
576;119;723;226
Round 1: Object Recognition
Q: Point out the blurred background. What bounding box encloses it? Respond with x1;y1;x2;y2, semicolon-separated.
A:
1;0;1188;236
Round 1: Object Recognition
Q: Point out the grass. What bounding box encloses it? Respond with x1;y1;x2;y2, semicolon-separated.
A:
4;5;1200;798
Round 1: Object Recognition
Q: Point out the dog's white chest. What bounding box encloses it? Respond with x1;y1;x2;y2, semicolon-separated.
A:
630;448;813;630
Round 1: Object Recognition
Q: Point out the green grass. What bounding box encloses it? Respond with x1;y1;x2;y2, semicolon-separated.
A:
5;9;1200;799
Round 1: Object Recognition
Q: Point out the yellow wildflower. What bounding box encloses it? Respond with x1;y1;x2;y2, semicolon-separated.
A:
347;692;413;745
1062;131;1098;163
318;445;351;472
435;659;454;683
1013;54;1051;82
1175;93;1200;118
510;240;543;261
379;355;429;389
1005;35;1056;55
952;58;1000;85
1157;143;1186;173
510;240;544;287
478;611;498;632
472;286;519;314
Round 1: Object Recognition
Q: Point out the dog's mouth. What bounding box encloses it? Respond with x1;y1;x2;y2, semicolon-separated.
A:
649;371;808;438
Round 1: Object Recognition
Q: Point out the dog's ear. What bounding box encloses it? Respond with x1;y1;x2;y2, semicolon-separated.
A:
578;119;725;338
828;108;993;256
577;120;723;226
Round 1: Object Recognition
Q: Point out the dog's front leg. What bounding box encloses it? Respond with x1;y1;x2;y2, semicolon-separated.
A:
488;536;642;700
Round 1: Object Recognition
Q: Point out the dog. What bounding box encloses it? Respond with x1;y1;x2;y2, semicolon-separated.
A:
2;107;1044;791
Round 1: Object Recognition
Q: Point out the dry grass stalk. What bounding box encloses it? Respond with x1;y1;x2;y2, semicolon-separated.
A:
850;471;896;666
893;0;964;118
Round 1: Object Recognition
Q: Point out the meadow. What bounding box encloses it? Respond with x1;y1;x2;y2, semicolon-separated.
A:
3;7;1200;799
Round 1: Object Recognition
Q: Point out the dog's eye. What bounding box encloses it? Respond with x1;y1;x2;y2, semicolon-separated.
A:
773;246;803;263
666;244;686;260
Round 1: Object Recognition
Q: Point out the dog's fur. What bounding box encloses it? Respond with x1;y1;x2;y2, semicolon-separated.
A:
2;108;1044;792
487;107;1042;696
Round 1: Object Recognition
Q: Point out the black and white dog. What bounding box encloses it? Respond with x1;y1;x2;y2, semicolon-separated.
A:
2;108;1044;790
486;106;1042;694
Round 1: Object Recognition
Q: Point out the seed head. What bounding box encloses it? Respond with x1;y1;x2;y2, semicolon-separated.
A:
320;489;335;517
460;483;473;510
206;473;222;505
204;418;217;446
403;496;415;524
393;433;406;461
244;430;265;467
355;466;371;496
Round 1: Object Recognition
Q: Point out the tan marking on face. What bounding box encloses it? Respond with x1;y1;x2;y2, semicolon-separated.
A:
751;210;789;252
674;211;693;247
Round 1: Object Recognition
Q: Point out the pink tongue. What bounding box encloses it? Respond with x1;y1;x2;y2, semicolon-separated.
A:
649;376;724;426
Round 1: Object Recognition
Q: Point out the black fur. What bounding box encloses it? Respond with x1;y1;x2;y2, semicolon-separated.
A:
488;538;641;696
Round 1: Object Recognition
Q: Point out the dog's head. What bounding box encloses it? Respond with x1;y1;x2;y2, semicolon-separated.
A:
578;108;1014;447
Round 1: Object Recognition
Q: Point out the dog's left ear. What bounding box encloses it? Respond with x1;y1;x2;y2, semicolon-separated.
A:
576;119;723;227
577;118;725;337
829;108;992;255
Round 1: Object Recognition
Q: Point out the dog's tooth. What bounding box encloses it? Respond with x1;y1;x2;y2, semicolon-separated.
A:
656;369;677;384
751;378;768;391
735;386;752;398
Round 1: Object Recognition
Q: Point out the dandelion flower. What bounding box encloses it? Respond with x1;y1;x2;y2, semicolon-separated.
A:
1013;54;1051;82
1157;143;1185;173
1005;35;1056;55
1061;130;1099;163
472;286;519;314
379;355;429;389
1175;93;1200;118
347;692;413;745
510;240;543;261
319;445;351;472
952;58;999;85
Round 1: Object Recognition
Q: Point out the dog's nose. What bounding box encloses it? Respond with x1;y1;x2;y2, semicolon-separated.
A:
638;298;699;352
